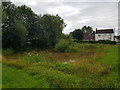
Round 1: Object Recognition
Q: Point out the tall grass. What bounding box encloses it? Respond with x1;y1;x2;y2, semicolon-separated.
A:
2;51;53;68
2;44;119;88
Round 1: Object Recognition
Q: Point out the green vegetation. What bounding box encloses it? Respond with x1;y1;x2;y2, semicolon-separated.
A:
55;39;98;53
54;39;69;52
82;26;94;36
2;44;119;88
96;45;118;70
75;40;117;45
70;29;84;40
2;48;15;55
2;2;66;50
1;1;118;89
2;65;50;88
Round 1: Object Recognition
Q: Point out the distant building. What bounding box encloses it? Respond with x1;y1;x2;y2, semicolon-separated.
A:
95;28;114;41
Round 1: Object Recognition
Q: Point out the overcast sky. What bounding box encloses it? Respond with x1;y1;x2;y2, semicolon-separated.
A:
11;0;119;35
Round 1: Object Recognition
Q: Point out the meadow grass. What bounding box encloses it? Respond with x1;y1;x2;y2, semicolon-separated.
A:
2;65;50;88
96;45;118;68
2;44;119;88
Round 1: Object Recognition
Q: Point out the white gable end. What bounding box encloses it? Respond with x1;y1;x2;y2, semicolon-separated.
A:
95;33;114;41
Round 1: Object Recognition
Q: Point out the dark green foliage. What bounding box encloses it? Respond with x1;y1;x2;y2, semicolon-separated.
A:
70;29;84;40
38;14;66;48
74;40;116;45
15;5;43;48
2;2;66;50
82;26;94;36
3;20;27;49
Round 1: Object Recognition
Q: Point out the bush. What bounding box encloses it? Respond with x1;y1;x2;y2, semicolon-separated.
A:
24;64;92;88
74;40;116;45
54;39;69;52
54;39;82;53
98;40;116;45
32;62;78;74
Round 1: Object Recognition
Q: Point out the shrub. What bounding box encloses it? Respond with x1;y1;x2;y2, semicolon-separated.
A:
74;40;116;45
24;65;92;88
98;40;116;45
32;62;78;74
54;39;83;53
54;39;69;52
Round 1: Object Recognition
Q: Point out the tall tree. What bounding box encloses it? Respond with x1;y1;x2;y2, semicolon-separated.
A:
3;20;27;49
2;2;16;32
39;14;66;48
2;3;38;49
82;26;93;36
14;5;39;46
2;2;66;49
70;29;84;40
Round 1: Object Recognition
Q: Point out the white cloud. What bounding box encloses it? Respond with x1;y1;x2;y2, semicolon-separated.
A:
11;0;119;2
47;5;79;15
62;21;75;34
78;18;91;24
65;11;79;16
11;0;37;6
11;1;118;35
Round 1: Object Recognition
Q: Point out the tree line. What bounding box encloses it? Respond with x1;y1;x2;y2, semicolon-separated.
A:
2;2;94;50
2;2;66;50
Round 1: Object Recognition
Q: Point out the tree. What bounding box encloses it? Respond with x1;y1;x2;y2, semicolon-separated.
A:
2;2;66;49
2;20;27;49
39;14;66;48
2;2;16;31
14;5;39;47
70;29;84;40
2;3;38;49
82;26;93;36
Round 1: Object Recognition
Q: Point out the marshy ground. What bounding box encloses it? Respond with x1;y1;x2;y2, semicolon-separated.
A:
1;44;119;88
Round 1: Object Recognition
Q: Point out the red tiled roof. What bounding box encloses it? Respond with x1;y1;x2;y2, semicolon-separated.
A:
96;29;114;34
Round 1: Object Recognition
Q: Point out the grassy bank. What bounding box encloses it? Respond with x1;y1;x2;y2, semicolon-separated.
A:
2;44;119;88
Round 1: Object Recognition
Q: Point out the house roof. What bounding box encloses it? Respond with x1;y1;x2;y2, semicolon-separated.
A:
96;29;114;34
